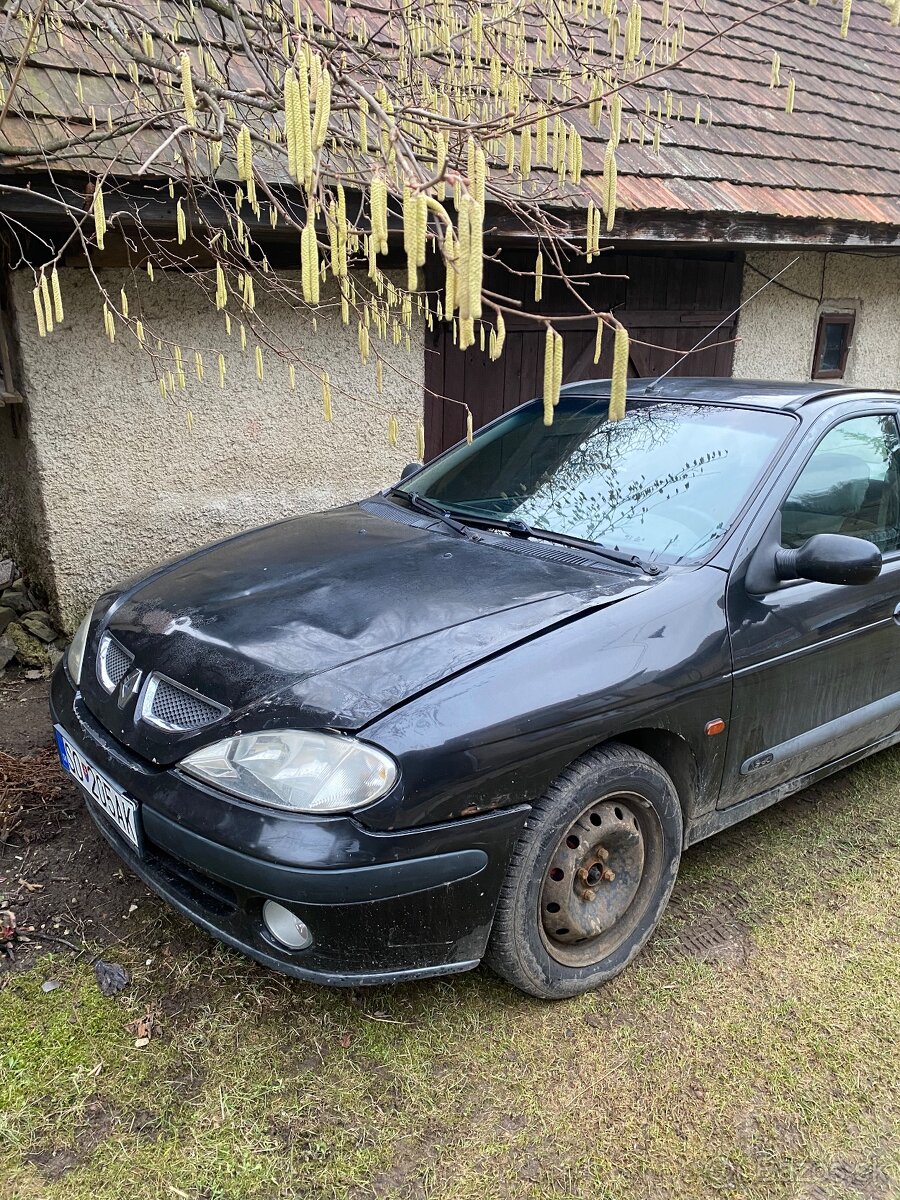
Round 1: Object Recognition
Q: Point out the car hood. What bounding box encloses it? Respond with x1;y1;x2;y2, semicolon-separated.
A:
85;503;651;764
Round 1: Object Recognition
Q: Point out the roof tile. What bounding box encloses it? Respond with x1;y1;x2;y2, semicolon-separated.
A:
2;0;899;228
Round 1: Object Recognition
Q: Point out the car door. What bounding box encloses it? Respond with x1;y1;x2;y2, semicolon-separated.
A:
721;406;900;808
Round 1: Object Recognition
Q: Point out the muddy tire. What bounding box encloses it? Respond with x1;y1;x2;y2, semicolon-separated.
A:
486;743;683;1000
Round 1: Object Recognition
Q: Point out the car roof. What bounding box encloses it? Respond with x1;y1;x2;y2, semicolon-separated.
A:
559;376;900;410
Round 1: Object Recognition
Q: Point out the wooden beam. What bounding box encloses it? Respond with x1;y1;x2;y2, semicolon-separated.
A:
6;170;900;255
483;208;900;250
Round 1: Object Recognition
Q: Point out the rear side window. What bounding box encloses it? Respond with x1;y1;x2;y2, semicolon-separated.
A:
781;414;900;552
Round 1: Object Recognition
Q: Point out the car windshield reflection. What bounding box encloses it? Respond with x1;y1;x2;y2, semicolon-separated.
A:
400;397;793;565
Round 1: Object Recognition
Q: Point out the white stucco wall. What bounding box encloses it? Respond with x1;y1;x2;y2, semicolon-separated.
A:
733;250;900;387
9;267;424;629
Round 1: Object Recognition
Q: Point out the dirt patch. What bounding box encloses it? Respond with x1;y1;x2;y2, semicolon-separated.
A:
351;1125;449;1200
23;1094;163;1184
0;675;169;968
0;672;56;755
24;1145;80;1180
168;1060;209;1102
155;980;221;1030
77;1094;118;1144
1;798;157;958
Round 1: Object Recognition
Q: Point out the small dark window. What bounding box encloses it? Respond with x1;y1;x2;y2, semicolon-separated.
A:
812;312;855;380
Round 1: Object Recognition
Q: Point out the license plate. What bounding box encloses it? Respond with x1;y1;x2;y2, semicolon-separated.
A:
55;726;142;853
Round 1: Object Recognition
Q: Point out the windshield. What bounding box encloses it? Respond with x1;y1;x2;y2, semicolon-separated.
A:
399;396;793;565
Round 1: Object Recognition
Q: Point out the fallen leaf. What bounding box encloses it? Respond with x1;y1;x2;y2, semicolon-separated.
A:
339;1031;353;1049
127;1003;160;1043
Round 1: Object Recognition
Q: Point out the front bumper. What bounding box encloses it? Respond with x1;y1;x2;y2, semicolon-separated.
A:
51;668;529;985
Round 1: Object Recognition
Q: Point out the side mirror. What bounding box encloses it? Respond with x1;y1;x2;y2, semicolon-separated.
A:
774;533;882;587
399;462;421;481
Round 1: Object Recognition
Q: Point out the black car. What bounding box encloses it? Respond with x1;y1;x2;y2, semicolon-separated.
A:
52;378;900;998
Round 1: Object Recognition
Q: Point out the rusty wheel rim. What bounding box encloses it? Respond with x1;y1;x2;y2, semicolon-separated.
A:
539;793;655;968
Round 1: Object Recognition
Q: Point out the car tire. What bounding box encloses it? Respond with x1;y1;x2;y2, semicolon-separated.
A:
485;743;683;1000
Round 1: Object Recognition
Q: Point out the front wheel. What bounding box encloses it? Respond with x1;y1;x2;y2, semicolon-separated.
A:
486;743;683;999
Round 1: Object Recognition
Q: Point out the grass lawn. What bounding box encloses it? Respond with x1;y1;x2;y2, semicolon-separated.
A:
2;742;898;1199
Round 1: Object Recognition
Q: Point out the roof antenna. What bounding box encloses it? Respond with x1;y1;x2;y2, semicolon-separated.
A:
644;255;801;392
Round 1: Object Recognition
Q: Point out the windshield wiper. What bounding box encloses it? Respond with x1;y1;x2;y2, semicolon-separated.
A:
397;491;483;543
454;515;660;575
388;489;657;572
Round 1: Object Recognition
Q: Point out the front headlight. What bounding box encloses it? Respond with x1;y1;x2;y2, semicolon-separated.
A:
180;730;398;815
66;605;95;685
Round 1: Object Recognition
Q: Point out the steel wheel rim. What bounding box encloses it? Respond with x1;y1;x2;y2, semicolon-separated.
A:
538;791;661;969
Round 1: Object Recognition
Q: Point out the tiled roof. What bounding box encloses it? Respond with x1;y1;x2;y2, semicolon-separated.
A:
1;0;899;229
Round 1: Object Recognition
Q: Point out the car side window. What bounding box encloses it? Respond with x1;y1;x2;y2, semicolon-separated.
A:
781;414;900;552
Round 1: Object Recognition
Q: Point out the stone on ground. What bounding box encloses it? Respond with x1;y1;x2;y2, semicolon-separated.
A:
5;622;50;668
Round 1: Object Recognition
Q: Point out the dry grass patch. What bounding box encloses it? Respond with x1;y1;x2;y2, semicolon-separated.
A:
0;747;72;845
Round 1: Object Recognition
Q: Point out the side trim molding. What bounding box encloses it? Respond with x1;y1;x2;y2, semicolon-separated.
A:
739;688;900;776
688;728;900;847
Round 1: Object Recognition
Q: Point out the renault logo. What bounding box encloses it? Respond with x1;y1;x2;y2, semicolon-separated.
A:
117;667;143;710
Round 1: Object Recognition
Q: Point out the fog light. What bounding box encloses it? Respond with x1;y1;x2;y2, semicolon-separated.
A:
262;900;312;950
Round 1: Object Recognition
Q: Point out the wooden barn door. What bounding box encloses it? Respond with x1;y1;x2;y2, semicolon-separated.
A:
424;249;744;458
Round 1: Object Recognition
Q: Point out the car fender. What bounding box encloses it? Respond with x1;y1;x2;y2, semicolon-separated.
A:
360;568;732;831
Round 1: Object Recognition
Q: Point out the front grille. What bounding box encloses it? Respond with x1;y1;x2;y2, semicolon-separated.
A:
97;634;133;693
142;674;227;732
